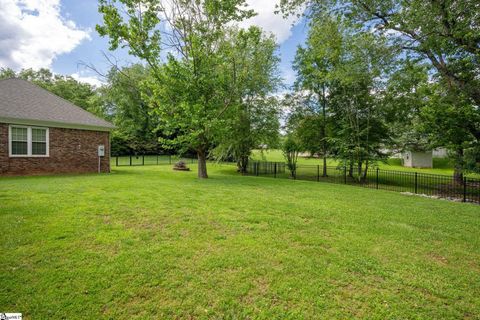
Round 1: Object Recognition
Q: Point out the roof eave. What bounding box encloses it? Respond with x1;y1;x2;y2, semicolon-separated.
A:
0;116;115;132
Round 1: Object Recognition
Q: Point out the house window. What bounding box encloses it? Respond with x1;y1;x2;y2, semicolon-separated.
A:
9;126;49;157
11;127;28;155
32;128;47;155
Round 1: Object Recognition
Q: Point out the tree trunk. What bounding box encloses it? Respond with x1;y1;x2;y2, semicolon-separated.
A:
238;155;248;174
322;155;328;177
197;149;208;179
348;161;354;178
321;85;328;178
453;148;464;185
453;169;464;185
321;84;328;177
357;160;363;180
361;160;369;182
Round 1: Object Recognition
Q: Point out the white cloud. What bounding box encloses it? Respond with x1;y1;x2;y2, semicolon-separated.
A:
71;72;104;87
281;66;297;86
0;0;90;70
238;0;302;43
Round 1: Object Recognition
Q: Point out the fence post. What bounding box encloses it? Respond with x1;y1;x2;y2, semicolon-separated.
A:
274;163;277;178
142;155;145;166
344;166;347;184
129;155;132;166
463;177;467;202
317;165;320;182
116;156;118;167
157;155;159;165
256;162;259;176
169;155;172;164
415;172;418;194
376;168;379;189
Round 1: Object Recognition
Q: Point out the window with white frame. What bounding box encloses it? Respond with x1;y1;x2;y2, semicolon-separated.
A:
9;126;49;157
10;126;28;155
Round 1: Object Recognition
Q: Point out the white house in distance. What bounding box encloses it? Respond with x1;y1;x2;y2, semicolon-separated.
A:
433;147;448;158
403;150;433;168
401;147;448;169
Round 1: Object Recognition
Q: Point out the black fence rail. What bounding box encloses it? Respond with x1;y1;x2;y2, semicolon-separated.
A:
244;162;480;204
111;155;237;167
246;161;286;177
112;155;197;167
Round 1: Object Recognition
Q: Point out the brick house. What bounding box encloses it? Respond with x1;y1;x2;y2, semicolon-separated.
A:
0;78;115;175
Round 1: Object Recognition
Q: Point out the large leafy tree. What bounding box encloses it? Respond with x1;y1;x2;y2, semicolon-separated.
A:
282;0;480;179
280;0;480;106
282;91;332;163
382;60;432;153
384;59;480;182
101;64;165;155
97;0;254;178
419;88;480;182
292;14;343;176
288;15;394;180
333;31;394;179
213;27;281;172
281;103;306;178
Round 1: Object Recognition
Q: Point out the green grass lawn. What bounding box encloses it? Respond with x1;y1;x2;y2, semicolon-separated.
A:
1;165;480;319
251;149;462;176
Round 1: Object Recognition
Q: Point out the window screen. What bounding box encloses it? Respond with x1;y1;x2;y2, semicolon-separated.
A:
31;128;47;155
11;127;28;155
10;126;49;156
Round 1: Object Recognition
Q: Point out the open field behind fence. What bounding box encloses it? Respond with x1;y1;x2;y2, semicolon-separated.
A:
245;161;480;204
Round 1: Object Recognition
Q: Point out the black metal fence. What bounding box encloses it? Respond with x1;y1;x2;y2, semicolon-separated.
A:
112;155;197;167
246;161;286;176
111;155;236;167
245;161;480;204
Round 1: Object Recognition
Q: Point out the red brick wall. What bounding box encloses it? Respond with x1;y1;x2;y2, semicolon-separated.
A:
0;123;110;175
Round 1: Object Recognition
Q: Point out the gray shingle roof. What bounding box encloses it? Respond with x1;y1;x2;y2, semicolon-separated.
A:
0;78;114;131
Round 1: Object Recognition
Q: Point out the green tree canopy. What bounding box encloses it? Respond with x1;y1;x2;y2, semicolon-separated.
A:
280;0;480;106
97;0;261;178
213;26;282;172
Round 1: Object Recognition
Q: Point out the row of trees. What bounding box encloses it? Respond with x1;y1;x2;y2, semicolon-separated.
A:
283;15;393;180
3;0;478;181
279;0;480;182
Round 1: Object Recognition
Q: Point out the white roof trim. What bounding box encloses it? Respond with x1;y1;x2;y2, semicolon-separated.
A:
0;117;114;132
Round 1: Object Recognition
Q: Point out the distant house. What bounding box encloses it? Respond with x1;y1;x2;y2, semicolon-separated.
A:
403;150;433;168
0;78;115;175
433;147;448;158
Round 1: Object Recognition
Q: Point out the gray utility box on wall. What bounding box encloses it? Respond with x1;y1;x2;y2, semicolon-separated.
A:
98;145;105;157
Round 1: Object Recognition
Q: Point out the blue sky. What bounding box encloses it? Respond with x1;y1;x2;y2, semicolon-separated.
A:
0;0;308;88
